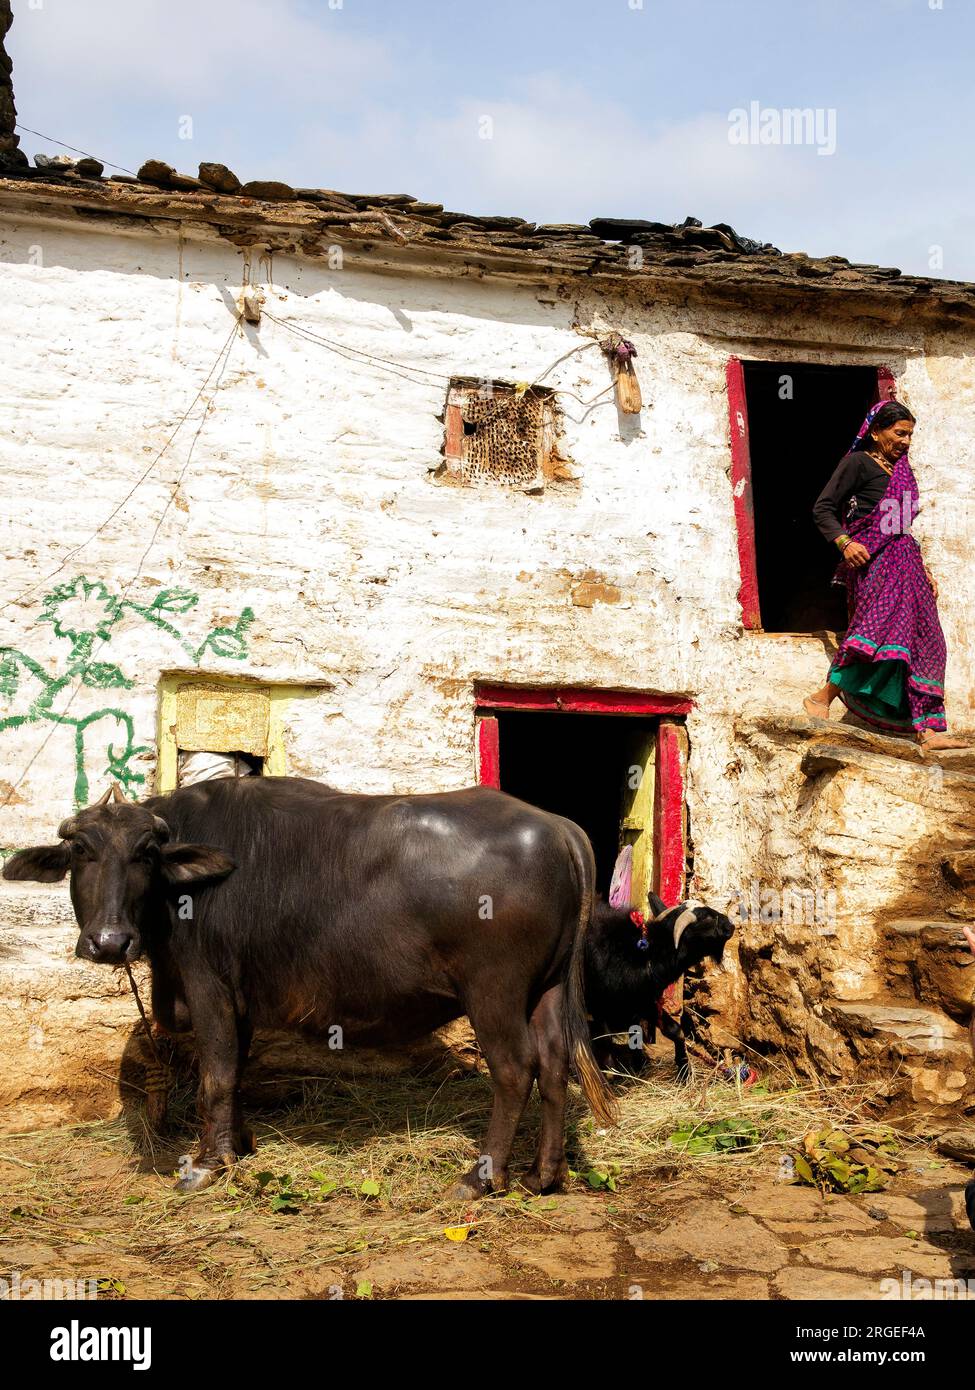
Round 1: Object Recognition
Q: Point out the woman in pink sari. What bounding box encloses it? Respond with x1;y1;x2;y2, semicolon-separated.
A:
803;400;966;749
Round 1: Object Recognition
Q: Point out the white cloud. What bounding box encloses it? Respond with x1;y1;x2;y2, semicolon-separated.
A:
7;8;971;278
282;77;823;233
9;0;390;109
419;81;820;226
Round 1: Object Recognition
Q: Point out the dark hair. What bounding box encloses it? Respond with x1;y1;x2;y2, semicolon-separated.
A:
854;400;916;450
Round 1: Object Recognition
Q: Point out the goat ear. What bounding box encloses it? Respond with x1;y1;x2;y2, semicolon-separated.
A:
3;843;72;883
647;892;668;917
160;843;236;885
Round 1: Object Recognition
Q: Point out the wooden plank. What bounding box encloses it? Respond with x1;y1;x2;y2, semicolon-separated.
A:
653;718;688;904
612;361;643;414
474;684;692;716
620;726;656;915
476;715;501;788
175;682;270;757
726;356;762;630
443;400;464;476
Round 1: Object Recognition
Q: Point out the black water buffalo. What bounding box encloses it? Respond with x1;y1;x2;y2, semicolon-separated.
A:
585;892;734;1079
4;778;615;1197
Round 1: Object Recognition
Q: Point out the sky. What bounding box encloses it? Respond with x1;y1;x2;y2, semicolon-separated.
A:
7;0;975;280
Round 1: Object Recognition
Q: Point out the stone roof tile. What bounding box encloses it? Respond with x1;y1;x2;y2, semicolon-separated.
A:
2;156;974;321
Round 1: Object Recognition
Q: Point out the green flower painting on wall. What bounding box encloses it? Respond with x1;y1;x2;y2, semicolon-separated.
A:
0;576;254;807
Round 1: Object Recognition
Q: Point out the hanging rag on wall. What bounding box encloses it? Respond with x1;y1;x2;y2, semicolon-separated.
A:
601;334;642;415
608;842;634;909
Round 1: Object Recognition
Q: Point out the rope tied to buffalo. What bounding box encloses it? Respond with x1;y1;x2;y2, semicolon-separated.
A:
124;963;173;1129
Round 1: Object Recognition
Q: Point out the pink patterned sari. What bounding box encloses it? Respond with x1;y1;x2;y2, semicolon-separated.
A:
829;405;947;733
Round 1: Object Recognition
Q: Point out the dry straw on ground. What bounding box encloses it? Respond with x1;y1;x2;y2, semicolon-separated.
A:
0;1046;916;1300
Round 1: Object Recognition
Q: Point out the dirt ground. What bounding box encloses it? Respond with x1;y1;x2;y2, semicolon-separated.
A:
2;1045;974;1302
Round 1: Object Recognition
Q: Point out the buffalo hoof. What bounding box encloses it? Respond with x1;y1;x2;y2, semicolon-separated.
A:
175;1159;218;1194
521;1165;567;1196
448;1178;484;1202
449;1165;508;1201
236;1126;257;1155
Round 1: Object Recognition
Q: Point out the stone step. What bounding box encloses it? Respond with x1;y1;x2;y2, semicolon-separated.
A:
925;748;975;776
825;997;973;1109
827;998;971;1056
0;881;77;969
763;714;929;764
824;997;974;1113
943;851;975;889
799;741;975;792
886;918;975;948
750;716;975;791
763;714;975;770
882;919;975;1018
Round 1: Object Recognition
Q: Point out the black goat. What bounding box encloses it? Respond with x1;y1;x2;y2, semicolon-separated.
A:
584;891;734;1080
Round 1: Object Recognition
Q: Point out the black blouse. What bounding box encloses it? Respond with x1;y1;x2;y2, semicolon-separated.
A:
813;451;891;544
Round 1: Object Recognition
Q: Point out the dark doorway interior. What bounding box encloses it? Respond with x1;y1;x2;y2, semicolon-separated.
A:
492;710;655;897
743;361;879;633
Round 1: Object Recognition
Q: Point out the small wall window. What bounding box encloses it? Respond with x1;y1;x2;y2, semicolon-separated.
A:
443;379;558;491
727;358;894;633
158;677;316;793
177;750;264;786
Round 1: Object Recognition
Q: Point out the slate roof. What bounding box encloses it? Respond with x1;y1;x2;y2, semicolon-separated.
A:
2;154;974;324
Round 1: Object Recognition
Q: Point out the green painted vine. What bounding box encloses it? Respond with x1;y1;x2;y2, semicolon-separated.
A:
0;576;254;807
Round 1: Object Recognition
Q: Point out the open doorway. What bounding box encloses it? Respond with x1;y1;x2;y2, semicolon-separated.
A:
475;685;691;913
740;361;880;632
489;709;656;903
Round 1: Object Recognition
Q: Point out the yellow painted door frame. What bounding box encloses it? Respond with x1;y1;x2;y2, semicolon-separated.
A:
156;675;318;793
618;726;657;915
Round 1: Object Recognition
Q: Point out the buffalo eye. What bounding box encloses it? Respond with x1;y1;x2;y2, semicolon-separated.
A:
70;841;95;862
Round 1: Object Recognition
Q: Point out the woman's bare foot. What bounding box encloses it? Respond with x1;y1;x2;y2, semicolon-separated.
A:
803;696;831;720
918;730;968;750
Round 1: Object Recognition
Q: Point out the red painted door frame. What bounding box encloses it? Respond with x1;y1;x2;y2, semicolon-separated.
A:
474;686;690;906
475;684;691;717
726;357;762;631
653;718;688;904
726;359;897;631
476;715;501;788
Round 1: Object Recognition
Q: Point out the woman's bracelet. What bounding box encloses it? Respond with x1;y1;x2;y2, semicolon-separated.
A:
835;533;853;552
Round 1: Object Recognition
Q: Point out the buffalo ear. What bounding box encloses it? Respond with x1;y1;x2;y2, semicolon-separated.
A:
160;842;236;884
3;843;72;882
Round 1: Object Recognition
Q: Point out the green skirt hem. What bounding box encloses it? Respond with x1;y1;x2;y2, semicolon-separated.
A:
829;657;910;727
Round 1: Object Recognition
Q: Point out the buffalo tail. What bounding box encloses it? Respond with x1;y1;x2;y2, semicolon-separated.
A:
562;825;619;1129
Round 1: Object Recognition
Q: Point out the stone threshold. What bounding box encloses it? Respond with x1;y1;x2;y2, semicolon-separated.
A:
737;715;975;791
753;714;975;771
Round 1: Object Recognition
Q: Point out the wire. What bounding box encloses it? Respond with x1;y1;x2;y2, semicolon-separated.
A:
130;329;237;576
0;325;239;813
0;317;242;618
14;124;137;176
264;309;609;428
262;311;450;390
0;304;619;811
263;311;452;382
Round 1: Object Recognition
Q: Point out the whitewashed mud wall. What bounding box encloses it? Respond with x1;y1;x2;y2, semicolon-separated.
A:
0;209;973;1127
